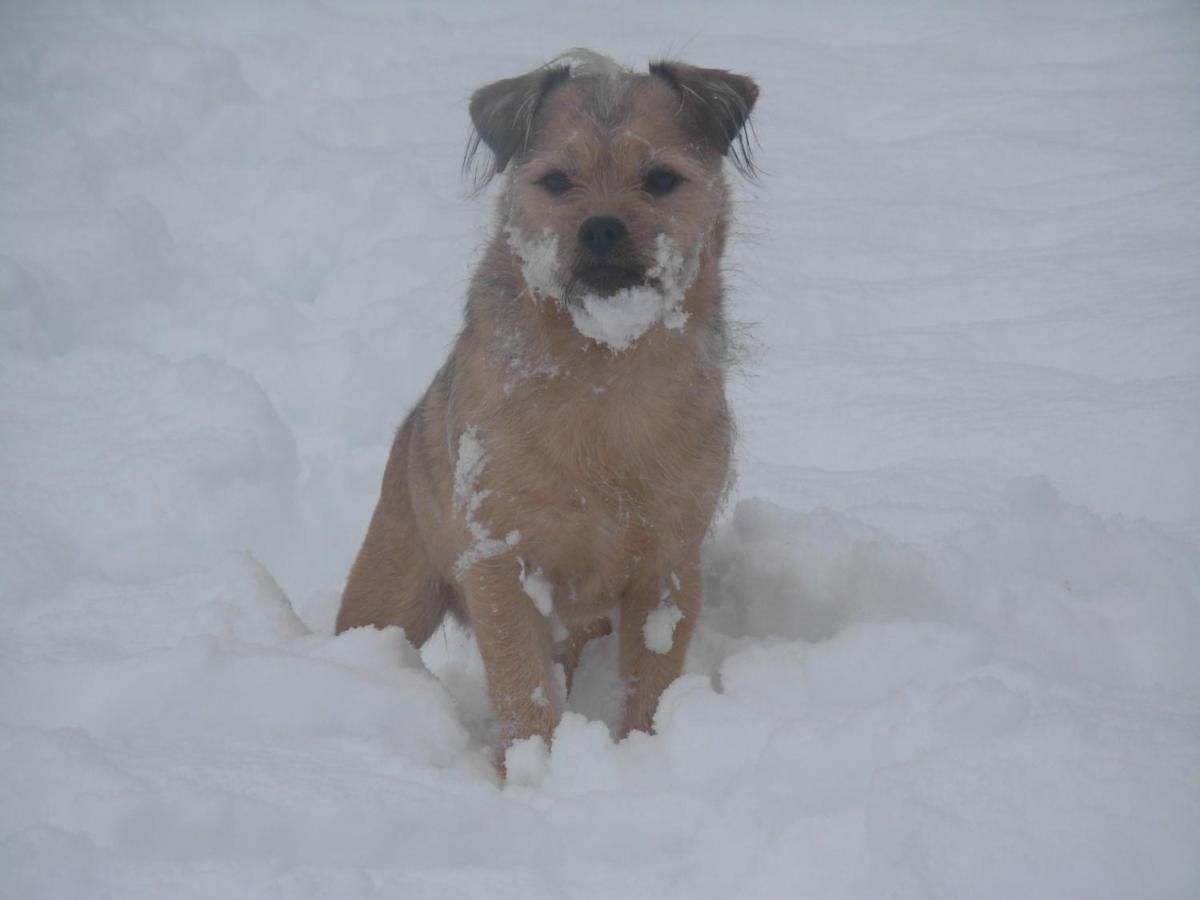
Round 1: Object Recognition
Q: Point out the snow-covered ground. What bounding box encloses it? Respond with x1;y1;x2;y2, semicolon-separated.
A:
3;1;1199;896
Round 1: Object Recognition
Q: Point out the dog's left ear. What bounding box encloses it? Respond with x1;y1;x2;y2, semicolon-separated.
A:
465;63;571;185
649;61;759;178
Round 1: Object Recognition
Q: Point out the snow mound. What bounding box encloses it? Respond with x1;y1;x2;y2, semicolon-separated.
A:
0;348;298;593
702;483;1200;694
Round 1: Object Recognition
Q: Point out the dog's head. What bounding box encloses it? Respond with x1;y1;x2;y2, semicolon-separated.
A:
467;51;757;313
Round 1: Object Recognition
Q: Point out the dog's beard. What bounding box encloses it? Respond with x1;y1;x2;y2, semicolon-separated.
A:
564;234;700;353
506;225;564;301
507;225;700;353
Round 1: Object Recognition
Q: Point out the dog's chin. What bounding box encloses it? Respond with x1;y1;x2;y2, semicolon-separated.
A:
572;265;647;298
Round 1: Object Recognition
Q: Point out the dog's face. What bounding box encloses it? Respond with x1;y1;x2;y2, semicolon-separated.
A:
469;53;757;313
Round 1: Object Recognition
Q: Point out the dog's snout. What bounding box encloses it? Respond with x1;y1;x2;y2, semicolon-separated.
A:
578;216;628;257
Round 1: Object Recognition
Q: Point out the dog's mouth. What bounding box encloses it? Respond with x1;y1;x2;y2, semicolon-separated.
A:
573;264;647;296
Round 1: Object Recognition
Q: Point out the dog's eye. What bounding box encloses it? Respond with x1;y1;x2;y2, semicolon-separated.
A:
538;171;572;195
644;169;682;196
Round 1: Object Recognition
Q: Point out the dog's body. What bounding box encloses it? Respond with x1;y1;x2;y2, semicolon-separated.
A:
336;51;757;754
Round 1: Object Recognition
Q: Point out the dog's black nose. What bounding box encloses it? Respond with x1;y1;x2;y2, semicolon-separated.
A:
578;216;628;257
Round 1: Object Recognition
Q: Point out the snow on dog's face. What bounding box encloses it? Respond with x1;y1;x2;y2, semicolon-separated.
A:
467;51;757;351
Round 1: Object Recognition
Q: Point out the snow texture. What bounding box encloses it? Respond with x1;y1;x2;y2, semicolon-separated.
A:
506;225;562;302
507;226;695;351
644;595;685;654
2;1;1199;898
518;558;555;617
452;426;488;516
452;427;518;576
567;234;695;352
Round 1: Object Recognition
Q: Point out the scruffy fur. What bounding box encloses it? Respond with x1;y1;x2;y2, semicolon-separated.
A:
337;51;758;762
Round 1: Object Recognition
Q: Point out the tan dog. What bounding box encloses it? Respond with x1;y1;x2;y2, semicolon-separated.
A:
337;50;757;759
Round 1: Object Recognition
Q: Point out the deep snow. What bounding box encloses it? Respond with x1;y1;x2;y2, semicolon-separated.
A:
2;1;1199;897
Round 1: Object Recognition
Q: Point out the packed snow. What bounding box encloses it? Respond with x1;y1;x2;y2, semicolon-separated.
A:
518;559;555;618
452;426;520;576
2;1;1199;898
506;224;563;302
643;592;685;654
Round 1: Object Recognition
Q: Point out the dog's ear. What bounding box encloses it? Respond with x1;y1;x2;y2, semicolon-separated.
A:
649;61;759;178
465;64;571;185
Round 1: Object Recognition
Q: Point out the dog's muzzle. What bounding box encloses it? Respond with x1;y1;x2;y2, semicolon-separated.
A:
573;215;646;295
575;264;645;294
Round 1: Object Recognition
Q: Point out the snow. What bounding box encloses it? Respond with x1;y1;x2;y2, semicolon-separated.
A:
452;427;519;576
2;1;1199;897
504;735;549;787
517;558;555;617
452;426;488;516
506;225;562;303
643;595;685;654
566;234;695;352
508;226;695;352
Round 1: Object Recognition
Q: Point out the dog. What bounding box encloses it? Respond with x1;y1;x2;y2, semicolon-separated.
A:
336;50;757;763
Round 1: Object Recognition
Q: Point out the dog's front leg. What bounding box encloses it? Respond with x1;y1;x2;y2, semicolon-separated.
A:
464;558;561;752
618;558;701;738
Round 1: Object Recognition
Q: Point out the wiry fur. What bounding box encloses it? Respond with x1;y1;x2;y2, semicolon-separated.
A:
339;51;758;769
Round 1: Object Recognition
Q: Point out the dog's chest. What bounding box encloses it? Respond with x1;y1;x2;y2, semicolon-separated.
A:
509;410;716;605
470;332;728;612
513;479;647;619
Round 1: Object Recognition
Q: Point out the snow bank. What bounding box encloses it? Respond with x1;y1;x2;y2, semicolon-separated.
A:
4;493;1196;897
0;348;298;592
502;491;1200;896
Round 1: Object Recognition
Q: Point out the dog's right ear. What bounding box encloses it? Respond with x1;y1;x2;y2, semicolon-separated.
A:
465;64;571;186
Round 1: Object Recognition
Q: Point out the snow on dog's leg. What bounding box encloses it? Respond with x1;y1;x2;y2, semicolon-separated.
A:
618;558;700;737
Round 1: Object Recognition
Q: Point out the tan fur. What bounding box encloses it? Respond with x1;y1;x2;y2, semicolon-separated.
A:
337;51;758;763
